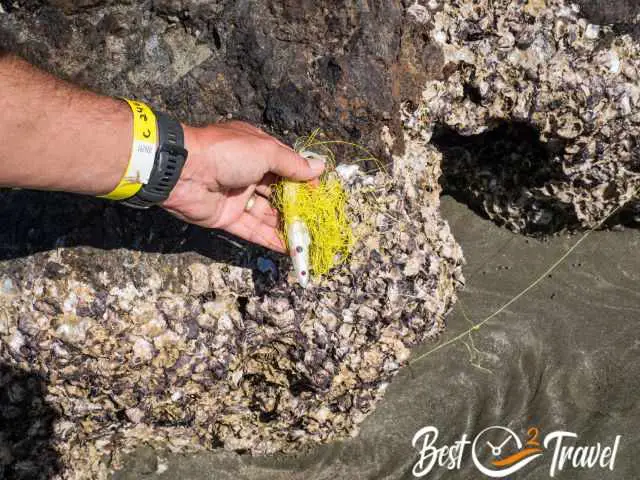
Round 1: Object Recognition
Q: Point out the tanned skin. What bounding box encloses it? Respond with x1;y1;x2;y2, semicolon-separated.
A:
0;54;325;251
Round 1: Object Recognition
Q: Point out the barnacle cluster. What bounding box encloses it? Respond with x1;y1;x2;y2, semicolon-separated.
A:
407;0;640;233
0;143;463;477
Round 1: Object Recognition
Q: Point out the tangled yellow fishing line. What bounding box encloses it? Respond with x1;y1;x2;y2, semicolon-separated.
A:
271;177;353;276
271;131;356;277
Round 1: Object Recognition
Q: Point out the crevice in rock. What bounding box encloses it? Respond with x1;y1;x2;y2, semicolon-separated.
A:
432;120;580;234
0;365;61;480
462;82;482;105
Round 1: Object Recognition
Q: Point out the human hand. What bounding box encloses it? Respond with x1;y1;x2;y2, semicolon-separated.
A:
162;121;325;252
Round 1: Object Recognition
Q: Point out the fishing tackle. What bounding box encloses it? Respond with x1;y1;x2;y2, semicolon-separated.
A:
272;150;353;287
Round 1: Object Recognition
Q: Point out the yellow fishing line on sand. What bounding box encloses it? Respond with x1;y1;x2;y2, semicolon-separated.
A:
272;176;354;276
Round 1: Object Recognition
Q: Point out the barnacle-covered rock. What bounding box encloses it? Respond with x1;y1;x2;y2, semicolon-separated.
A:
410;0;640;233
2;0;638;478
0;145;463;477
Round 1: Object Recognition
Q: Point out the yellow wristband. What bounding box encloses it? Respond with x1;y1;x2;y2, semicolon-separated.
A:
99;99;159;200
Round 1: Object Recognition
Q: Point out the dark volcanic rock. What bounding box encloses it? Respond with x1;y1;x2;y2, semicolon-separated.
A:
0;0;445;262
0;0;444;159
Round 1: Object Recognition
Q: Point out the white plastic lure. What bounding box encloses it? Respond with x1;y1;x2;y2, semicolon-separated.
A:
287;217;311;288
283;150;325;288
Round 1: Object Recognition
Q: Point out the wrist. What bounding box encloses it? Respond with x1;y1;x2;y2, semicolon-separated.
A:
180;124;202;181
116;111;188;208
161;123;201;210
93;100;134;196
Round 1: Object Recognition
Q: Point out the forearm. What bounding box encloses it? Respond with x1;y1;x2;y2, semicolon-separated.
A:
0;54;132;195
0;54;323;252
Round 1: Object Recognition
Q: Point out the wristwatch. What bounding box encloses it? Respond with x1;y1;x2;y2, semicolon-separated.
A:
123;112;188;209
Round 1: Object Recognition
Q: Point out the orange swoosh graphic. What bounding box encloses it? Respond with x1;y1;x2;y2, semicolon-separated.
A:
491;447;544;468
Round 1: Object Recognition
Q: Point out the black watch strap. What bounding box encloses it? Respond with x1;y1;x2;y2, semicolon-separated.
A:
123;112;188;209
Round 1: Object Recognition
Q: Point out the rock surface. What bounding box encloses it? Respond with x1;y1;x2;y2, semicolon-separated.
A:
0;5;464;471
408;0;640;233
0;161;464;478
0;0;442;160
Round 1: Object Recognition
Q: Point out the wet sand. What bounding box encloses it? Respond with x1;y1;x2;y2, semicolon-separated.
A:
116;196;640;479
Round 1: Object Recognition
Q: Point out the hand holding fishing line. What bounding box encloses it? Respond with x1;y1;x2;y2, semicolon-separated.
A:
166;124;356;287
162;121;326;252
0;53;354;286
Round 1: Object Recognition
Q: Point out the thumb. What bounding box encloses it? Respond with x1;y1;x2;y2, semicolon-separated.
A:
268;148;326;181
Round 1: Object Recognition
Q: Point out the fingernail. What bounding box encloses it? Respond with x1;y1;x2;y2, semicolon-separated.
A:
307;156;326;174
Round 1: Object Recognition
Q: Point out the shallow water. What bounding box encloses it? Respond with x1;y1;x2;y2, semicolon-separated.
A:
117;196;640;479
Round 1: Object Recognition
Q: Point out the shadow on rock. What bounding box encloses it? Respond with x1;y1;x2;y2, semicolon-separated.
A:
433;120;580;235
0;364;61;480
577;0;640;39
0;190;270;265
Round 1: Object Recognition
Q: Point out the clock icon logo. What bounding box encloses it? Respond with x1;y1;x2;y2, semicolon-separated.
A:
472;426;544;478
